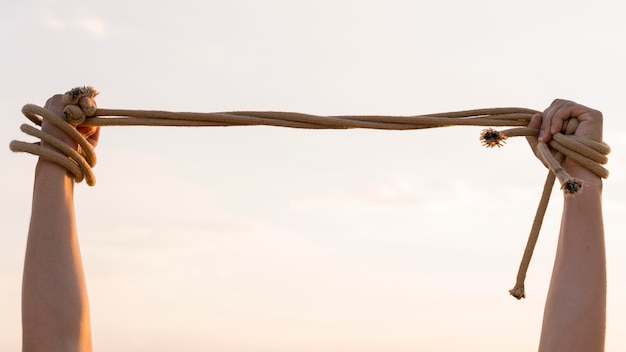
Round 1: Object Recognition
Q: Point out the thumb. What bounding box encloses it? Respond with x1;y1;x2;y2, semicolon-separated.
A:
525;113;542;152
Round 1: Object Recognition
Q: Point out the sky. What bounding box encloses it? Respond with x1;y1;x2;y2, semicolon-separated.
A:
1;0;625;351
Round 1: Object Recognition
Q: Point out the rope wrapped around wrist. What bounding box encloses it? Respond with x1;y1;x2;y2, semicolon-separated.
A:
10;87;99;185
9;86;611;299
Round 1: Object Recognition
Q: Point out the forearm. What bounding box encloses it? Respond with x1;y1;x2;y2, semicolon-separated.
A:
538;168;606;351
22;160;92;351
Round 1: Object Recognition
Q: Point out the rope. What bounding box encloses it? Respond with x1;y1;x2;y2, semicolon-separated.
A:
9;86;611;299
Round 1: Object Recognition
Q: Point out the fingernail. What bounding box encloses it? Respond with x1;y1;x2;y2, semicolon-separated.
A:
538;130;545;142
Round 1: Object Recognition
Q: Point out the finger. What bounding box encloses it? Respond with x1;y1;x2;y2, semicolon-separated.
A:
549;100;582;135
44;94;65;112
76;125;100;146
540;99;571;143
539;101;557;143
76;125;97;136
525;113;542;150
86;127;101;147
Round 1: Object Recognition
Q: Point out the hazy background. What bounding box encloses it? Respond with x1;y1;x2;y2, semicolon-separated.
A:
1;0;625;351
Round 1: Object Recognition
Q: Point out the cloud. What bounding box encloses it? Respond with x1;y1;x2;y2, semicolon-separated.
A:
291;176;486;212
41;13;66;31
38;10;107;39
76;17;107;38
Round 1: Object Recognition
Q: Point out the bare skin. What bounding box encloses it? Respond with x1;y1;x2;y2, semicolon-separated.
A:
20;96;606;351
22;95;99;352
528;100;606;352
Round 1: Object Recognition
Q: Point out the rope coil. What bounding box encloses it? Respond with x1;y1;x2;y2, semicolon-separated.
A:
9;86;611;299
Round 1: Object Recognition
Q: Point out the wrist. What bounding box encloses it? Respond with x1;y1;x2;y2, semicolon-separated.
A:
562;158;602;182
35;158;75;187
561;165;602;197
40;134;79;151
33;161;75;204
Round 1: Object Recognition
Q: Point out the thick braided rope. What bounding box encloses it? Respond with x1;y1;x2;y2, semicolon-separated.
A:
509;118;578;299
9;86;611;299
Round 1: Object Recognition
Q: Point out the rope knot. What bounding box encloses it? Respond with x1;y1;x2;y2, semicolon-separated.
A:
62;86;99;126
9;86;100;185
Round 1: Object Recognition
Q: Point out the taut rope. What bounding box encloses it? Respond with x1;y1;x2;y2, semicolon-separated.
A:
9;86;610;299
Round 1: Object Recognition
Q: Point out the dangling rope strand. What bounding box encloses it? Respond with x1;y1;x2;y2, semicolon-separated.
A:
9;86;611;299
509;171;557;300
509;118;578;299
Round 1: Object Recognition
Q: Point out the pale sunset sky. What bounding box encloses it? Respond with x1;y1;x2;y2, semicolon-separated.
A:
1;1;625;351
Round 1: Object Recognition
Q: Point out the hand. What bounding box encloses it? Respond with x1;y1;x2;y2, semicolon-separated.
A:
535;99;603;144
526;99;603;175
41;94;100;150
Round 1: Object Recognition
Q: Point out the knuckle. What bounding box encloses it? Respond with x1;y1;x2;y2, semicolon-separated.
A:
592;108;603;120
551;98;569;106
561;100;578;110
45;94;66;109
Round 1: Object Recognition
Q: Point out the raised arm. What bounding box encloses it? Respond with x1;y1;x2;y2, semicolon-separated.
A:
22;95;100;352
527;100;606;351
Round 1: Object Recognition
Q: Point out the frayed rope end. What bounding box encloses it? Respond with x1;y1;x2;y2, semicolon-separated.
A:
561;178;584;196
480;128;507;148
509;286;526;300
